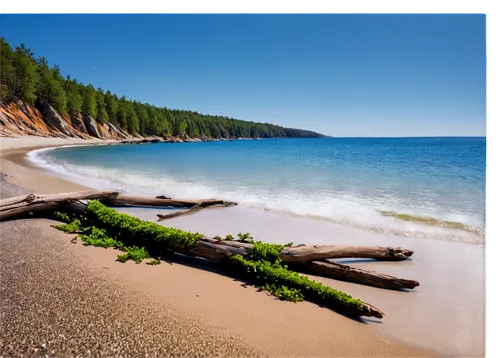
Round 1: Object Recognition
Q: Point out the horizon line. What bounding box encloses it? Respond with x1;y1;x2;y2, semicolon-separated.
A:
297;135;486;139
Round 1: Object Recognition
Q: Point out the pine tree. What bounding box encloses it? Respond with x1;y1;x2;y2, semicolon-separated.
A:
0;38;15;101
12;44;38;104
82;85;97;117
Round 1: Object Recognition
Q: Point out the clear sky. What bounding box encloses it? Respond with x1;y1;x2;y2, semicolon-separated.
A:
1;14;486;137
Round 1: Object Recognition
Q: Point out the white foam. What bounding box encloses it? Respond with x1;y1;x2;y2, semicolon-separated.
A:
26;145;152;195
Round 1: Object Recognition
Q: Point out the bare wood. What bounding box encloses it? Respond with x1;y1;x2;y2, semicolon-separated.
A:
62;201;89;216
0;193;37;208
358;301;384;319
292;260;419;290
280;244;413;262
0;191;237;221
156;203;232;221
215;239;255;250
157;204;202;221
108;194;237;209
0;191;119;221
188;240;248;262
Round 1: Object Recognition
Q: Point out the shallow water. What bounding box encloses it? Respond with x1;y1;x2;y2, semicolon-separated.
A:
24;137;485;356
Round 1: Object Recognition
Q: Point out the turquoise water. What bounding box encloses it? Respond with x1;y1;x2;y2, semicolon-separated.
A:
30;137;486;244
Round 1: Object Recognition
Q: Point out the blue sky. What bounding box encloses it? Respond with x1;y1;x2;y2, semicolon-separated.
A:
1;14;486;137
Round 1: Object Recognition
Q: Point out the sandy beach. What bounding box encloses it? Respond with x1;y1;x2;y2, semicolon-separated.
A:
0;136;484;357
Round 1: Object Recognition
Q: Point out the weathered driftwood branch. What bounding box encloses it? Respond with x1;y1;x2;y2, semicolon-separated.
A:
157;204;203;220
0;191;119;221
291;260;419;290
106;193;237;209
197;238;418;290
156;201;236;221
0;191;418;293
210;240;414;263
0;191;236;221
280;244;413;262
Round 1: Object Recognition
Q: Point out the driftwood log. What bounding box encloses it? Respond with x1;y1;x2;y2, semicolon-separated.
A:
0;191;419;292
0;191;120;221
280;244;413;262
291;260;419;290
193;239;417;290
0;191;236;221
202;238;413;264
109;193;237;209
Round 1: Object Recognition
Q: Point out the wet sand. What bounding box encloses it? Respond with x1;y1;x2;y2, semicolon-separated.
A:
1;136;484;357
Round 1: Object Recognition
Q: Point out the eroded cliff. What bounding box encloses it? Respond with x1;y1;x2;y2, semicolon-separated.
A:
0;99;135;140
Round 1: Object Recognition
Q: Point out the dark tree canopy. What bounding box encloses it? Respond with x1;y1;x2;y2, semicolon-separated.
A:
0;38;325;139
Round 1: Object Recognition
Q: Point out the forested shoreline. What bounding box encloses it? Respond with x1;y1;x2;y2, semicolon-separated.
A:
0;38;324;140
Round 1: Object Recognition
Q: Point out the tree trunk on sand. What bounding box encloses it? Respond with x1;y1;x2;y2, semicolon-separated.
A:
291;260;419;290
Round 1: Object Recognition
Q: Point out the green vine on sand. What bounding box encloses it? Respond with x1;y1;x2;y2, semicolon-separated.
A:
53;211;72;223
53;220;153;264
51;201;365;314
52;219;81;233
85;200;203;252
146;258;161;266
227;240;362;310
228;254;362;310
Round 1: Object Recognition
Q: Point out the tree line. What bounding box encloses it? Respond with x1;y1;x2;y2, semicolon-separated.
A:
0;38;324;139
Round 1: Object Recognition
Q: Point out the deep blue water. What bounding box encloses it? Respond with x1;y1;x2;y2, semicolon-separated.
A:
30;137;486;244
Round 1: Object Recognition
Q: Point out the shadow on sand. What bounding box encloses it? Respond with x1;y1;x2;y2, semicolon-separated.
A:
156;250;381;324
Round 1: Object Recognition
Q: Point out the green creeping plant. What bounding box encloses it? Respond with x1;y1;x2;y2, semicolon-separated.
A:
237;232;253;242
146;258;161;266
85;200;203;253
52;219;81;233
52;201;364;311
53;211;72;223
115;246;149;264
229;254;363;310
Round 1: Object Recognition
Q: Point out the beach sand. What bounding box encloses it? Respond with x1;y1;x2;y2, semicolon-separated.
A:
0;136;484;357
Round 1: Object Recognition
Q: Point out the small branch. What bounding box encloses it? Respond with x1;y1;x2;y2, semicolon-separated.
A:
156;201;237;222
157;204;203;221
155;195;172;199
